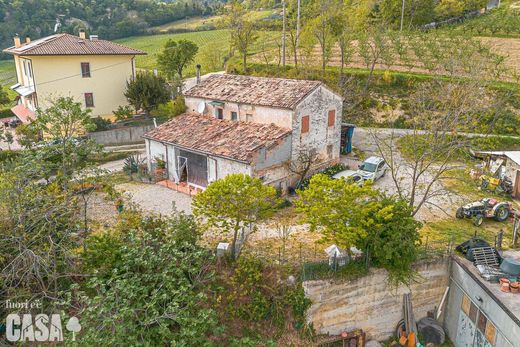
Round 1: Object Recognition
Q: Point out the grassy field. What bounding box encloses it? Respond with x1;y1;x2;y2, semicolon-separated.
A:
116;29;279;76
0;59;16;85
151;10;276;33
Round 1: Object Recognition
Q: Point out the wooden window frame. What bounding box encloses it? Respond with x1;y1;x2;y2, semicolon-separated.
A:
216;108;223;120
231;111;238;121
301;115;310;134
328;110;336;127
81;62;91;78
84;93;94;108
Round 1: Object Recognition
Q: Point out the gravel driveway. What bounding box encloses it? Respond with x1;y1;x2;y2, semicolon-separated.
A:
116;182;193;215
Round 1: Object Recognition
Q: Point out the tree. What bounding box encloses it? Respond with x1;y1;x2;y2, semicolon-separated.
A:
74;212;218;345
296;174;421;285
362;196;421;286
125;71;170;116
192;174;280;259
286;146;320;189
157;39;198;80
379;0;436;29
222;0;258;72
31;96;99;178
295;174;381;254
304;0;336;74
330;2;355;74
371;75;507;217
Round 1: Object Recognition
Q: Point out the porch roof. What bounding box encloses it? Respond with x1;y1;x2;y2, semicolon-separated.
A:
143;113;292;163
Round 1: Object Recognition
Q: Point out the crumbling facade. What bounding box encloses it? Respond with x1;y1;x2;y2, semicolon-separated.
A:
144;74;343;192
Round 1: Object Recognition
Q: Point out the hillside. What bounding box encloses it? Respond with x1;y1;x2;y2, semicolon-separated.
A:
116;29;280;76
0;0;216;59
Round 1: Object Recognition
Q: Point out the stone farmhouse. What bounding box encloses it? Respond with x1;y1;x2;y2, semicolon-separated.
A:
144;74;343;193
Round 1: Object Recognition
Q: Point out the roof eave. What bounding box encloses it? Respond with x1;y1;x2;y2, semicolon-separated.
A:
142;135;253;165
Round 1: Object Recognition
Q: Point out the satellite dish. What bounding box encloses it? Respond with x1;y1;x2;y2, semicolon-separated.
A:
197;102;206;114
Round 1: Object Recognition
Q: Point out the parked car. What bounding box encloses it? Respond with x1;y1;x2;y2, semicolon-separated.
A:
332;169;363;185
357;156;387;182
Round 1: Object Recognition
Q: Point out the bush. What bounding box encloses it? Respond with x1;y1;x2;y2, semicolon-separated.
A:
91;116;113;132
113;105;134;121
151;95;187;120
299;163;348;189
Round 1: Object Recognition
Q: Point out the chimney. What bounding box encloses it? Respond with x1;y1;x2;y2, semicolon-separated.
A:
14;35;21;48
25;36;31;44
196;64;201;84
79;29;86;40
89;35;98;41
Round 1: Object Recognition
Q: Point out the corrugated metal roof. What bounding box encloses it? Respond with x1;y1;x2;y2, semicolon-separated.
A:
143;113;292;163
3;33;146;56
184;74;322;110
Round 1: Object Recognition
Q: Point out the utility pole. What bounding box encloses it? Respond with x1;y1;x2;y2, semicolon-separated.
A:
400;0;406;32
282;0;286;67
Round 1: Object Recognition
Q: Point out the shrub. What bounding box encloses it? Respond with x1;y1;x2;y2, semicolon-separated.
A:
91;116;113;132
113;105;134;121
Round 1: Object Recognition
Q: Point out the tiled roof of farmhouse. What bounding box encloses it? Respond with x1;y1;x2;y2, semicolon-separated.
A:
3;33;146;56
184;74;322;109
143;113;292;163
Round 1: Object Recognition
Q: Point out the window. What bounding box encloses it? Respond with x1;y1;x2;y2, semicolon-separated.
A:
301;115;309;134
246;113;252;121
84;93;94;107
216;108;223;119
328;110;335;127
231;111;238;121
81;62;91;78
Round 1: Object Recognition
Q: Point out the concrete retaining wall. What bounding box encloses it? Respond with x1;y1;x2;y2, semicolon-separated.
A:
88;124;155;146
303;258;450;341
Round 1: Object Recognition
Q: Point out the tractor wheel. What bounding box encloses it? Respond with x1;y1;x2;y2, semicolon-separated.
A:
473;214;484;227
494;205;510;222
456;208;464;219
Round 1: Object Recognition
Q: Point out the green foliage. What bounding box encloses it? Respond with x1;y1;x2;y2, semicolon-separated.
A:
296;174;422;286
379;0;436;28
302;259;369;281
158;39;199;79
363;197;422;286
76;212;218;345
91;116;113;132
151;95;187;120
0;0;215;59
125;71;170;116
29;96;101;178
123;154;145;175
296;174;381;250
299;163;348;189
113;105;134;121
222;255;312;340
193;174;280;259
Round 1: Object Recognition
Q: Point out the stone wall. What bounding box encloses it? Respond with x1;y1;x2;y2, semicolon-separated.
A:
303;258;450;341
88;124;154;146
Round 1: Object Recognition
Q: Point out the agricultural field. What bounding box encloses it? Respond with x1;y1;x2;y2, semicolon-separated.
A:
116;29;279;76
0;59;16;85
150;10;277;33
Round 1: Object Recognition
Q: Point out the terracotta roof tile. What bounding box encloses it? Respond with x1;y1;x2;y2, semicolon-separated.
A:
143;113;292;163
3;33;145;56
184;74;321;109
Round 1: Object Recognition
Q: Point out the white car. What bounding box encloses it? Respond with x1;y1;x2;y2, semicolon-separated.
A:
357;156;387;181
332;169;364;185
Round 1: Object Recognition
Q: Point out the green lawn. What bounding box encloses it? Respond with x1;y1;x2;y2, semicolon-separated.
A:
116;29;279;76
